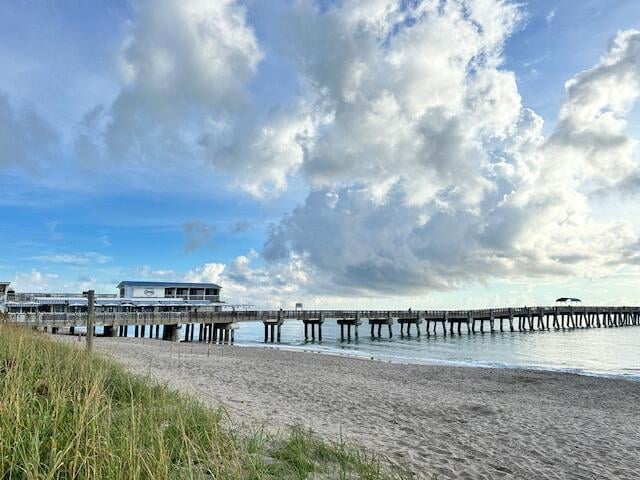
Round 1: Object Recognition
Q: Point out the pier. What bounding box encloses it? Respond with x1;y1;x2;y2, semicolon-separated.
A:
3;305;640;343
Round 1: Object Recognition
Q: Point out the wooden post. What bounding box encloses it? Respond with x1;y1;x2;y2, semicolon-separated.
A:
86;290;95;352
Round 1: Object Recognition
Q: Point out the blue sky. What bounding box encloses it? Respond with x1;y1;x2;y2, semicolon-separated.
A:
1;0;640;307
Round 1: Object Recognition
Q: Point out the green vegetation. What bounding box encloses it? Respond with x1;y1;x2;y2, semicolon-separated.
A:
0;324;406;479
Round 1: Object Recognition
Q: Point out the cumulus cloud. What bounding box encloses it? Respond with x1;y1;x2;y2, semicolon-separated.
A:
78;0;262;171
185;251;311;306
252;16;640;297
547;29;640;188
280;0;522;206
72;1;640;301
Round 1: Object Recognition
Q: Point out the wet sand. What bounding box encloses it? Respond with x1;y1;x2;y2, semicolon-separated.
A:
80;337;640;479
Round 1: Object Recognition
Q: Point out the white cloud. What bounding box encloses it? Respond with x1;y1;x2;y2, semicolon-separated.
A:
135;265;176;279
251;18;640;297
78;0;262;174
547;29;640;188
185;251;311;307
12;270;59;292
260;0;523;206
546;8;556;26
31;252;111;266
70;1;640;301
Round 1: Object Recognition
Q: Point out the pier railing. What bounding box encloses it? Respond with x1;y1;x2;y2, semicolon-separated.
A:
4;305;640;327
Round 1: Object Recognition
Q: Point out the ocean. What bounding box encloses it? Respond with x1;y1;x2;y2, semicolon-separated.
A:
106;319;640;380
217;320;640;381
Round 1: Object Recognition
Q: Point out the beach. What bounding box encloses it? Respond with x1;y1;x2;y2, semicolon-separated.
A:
85;337;640;479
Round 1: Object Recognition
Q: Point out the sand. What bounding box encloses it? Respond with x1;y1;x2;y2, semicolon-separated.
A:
80;337;640;479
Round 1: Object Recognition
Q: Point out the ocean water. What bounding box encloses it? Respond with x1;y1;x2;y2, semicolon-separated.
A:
214;320;640;381
108;320;640;380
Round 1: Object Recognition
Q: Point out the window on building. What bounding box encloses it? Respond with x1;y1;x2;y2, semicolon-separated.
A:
165;288;175;297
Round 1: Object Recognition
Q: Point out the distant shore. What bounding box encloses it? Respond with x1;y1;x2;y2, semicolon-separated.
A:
83;337;640;479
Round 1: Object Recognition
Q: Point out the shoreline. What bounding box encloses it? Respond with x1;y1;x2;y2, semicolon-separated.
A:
77;337;640;480
229;340;640;383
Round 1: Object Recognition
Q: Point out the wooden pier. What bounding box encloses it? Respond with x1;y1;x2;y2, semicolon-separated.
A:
4;306;640;344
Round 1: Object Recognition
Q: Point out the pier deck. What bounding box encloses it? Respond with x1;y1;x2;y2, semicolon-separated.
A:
4;306;639;343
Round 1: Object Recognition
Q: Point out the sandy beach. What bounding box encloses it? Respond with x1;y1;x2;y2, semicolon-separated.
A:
80;337;640;479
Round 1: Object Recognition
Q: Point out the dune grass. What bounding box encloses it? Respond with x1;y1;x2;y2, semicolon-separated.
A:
0;324;407;479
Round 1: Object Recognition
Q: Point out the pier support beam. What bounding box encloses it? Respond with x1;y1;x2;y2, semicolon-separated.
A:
368;317;393;338
162;324;179;342
339;315;362;341
263;320;283;342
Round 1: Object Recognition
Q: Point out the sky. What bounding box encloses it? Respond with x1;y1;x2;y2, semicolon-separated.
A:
1;0;640;308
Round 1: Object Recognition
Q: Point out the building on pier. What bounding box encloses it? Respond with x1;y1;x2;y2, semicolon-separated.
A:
0;280;223;314
117;281;220;302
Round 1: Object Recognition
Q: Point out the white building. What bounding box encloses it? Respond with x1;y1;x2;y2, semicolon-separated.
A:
117;281;220;302
1;280;223;313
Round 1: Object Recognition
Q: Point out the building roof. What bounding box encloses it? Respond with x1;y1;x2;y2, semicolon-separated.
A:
116;280;221;289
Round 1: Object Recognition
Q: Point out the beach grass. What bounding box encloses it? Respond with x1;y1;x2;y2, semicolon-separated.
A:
0;324;407;479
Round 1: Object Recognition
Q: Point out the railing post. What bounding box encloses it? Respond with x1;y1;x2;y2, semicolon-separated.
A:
86;290;95;352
